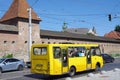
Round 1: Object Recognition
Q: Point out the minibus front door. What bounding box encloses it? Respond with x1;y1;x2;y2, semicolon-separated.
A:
61;48;69;73
86;49;92;69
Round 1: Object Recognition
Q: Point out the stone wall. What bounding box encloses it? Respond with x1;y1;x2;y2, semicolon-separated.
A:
41;38;120;54
0;21;41;61
0;33;18;57
16;21;41;61
0;26;120;62
0;34;120;61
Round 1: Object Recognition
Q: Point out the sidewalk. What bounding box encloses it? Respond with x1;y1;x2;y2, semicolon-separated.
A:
66;68;120;80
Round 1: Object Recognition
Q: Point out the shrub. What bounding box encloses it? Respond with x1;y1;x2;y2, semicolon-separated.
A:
115;54;120;57
109;53;120;57
109;54;115;57
3;53;13;58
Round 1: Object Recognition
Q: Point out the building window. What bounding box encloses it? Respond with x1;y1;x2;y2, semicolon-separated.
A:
32;41;35;44
4;41;7;44
48;38;50;40
42;42;44;44
12;41;15;44
25;41;27;43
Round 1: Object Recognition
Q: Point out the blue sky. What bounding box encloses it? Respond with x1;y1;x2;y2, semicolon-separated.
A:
0;0;120;36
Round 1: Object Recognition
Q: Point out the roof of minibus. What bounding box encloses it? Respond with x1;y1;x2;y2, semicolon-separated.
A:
32;44;99;47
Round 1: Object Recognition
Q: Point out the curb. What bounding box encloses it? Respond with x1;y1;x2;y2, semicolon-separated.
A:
69;68;120;80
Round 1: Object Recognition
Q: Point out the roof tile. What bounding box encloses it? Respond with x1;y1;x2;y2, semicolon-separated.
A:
0;0;41;22
104;31;120;39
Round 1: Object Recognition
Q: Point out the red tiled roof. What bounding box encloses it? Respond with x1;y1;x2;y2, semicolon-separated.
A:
0;0;41;22
104;31;120;39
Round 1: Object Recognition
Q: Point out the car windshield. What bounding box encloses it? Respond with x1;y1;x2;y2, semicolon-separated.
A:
0;58;5;63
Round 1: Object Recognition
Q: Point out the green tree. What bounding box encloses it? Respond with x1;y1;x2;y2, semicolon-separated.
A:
114;25;120;32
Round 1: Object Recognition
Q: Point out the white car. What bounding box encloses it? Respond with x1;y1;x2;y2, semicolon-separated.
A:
0;58;25;73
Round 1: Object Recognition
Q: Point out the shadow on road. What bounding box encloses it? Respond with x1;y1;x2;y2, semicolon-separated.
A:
24;70;95;80
24;73;68;80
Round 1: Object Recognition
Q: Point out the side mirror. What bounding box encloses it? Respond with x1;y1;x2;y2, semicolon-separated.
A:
3;62;6;65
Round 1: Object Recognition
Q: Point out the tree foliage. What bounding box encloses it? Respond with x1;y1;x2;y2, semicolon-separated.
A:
114;25;120;32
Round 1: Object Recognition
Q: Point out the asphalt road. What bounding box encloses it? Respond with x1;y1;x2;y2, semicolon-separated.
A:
0;58;120;80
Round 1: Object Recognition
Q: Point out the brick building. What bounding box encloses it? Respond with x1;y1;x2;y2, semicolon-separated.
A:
104;31;120;40
0;0;41;61
0;0;120;61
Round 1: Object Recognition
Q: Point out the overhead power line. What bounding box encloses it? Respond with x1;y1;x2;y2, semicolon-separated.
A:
31;0;39;7
38;12;107;17
0;9;120;17
36;11;120;17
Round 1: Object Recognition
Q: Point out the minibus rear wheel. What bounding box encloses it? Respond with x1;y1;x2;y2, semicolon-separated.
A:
95;63;101;72
68;66;76;77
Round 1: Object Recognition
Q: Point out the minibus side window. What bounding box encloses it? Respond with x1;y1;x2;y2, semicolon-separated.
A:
77;47;86;57
95;48;101;56
33;47;47;55
53;47;61;58
90;47;101;56
68;47;85;57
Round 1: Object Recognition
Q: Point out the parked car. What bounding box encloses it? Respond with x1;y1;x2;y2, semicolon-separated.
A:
0;58;25;73
26;61;31;68
101;54;115;63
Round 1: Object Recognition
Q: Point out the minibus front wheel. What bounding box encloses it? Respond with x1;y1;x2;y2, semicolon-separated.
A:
68;66;76;77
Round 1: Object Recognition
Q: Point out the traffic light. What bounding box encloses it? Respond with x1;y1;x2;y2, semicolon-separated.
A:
108;14;112;21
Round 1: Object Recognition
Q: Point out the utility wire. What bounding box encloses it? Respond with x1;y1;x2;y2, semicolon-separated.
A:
31;0;39;7
112;0;120;13
39;13;106;17
41;14;97;26
0;9;119;17
36;10;120;17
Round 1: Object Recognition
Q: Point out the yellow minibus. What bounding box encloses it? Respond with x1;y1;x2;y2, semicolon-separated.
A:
31;44;104;76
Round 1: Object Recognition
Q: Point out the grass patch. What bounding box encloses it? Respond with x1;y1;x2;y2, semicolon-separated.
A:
109;53;120;58
3;53;13;58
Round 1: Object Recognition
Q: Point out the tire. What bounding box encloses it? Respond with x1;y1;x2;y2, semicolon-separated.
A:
27;66;31;68
18;65;23;71
111;59;114;63
0;67;2;74
95;64;101;72
68;67;76;77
